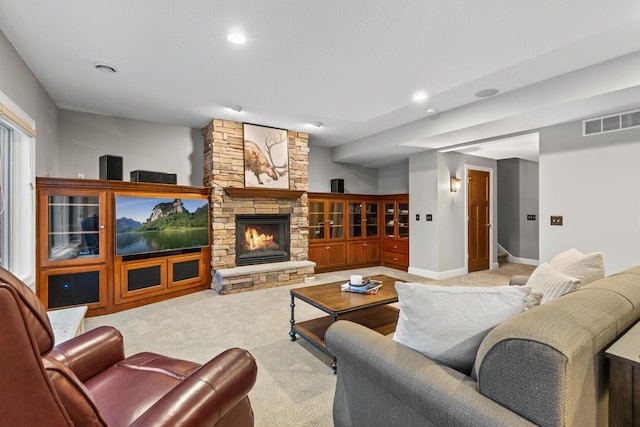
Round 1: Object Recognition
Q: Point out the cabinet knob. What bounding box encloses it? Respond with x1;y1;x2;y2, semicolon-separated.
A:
100;225;105;229
394;257;398;261
394;245;397;249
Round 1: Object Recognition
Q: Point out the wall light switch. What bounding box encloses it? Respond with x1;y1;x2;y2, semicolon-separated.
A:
426;214;433;221
550;216;563;226
527;214;536;221
416;214;420;221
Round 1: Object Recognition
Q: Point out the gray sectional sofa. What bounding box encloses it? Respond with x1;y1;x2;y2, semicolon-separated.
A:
325;266;640;427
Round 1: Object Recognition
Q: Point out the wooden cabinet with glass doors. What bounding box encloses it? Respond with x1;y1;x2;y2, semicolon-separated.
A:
346;197;380;266
381;195;409;270
307;197;347;271
37;186;108;312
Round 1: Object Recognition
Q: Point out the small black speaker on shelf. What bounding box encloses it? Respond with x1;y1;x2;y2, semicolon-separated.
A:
99;155;123;180
130;170;177;184
331;178;344;193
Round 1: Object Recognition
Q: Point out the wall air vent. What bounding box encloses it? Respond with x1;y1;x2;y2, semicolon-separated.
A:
583;109;640;136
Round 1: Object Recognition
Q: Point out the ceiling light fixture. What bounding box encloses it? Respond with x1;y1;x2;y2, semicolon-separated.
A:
426;108;437;114
93;62;117;74
475;88;499;98
413;92;428;102
227;32;246;44
228;105;244;113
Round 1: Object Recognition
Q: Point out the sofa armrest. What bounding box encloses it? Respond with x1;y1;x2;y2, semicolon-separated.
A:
130;348;258;427
48;326;125;382
509;275;530;286
325;321;535;427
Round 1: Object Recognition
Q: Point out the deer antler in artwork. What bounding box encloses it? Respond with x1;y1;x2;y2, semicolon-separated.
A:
264;131;288;177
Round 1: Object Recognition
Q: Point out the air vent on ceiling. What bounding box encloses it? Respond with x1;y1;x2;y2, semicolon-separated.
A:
583;109;640;136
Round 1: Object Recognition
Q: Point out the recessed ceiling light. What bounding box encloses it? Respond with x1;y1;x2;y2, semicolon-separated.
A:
227;32;246;44
475;88;499;98
93;62;117;74
413;92;428;102
228;105;244;113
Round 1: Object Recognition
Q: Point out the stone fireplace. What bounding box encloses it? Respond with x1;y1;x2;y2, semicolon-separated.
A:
202;119;314;294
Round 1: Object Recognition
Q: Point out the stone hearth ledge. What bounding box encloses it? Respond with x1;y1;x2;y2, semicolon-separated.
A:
213;260;316;294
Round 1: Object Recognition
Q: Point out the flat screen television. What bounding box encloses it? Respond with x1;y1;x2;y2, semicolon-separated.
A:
115;195;209;257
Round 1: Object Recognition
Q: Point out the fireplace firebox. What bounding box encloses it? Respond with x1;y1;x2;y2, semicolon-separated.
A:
235;214;290;266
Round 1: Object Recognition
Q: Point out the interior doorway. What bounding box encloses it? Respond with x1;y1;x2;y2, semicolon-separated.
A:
467;169;491;272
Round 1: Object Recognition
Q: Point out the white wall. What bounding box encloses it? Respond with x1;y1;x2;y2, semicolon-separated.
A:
58;110;204;186
539;121;640;274
0;29;59;177
308;145;379;193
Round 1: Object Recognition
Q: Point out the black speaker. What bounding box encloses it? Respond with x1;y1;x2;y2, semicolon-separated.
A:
99;155;123;180
331;178;344;193
130;170;177;184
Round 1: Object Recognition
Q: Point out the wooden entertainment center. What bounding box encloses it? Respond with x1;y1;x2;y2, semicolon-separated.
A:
36;177;211;317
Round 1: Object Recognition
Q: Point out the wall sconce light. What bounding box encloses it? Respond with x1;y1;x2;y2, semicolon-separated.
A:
450;177;461;192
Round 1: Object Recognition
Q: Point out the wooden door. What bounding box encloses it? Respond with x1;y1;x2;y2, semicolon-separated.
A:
468;170;490;272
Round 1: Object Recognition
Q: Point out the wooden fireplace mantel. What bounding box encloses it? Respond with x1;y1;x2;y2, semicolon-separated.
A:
224;187;305;199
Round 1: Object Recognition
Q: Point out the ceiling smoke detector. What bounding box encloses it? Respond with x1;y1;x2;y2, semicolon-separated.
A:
93;62;117;74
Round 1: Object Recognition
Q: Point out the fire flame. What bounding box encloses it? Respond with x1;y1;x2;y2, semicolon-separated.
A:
244;226;279;251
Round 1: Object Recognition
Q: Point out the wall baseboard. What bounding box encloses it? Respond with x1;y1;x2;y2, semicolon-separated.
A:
408;266;467;280
508;255;539;266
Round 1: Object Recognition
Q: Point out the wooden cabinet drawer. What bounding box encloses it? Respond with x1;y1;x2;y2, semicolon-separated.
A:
382;250;408;266
383;240;408;254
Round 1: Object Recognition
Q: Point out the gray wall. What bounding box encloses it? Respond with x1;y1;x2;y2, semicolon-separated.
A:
497;158;539;262
308;145;379;193
378;160;409;194
0;29;59;177
409;150;497;278
539;121;640;274
58;110;204;186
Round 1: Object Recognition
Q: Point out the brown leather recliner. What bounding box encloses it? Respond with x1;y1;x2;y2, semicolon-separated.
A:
0;267;257;426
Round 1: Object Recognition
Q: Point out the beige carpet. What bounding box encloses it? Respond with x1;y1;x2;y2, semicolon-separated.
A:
85;263;534;427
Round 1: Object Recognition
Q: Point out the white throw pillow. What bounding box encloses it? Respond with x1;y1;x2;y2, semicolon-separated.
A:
549;248;604;286
392;283;531;374
528;262;581;304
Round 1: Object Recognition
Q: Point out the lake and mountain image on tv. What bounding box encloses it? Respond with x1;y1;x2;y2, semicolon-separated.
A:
115;196;209;256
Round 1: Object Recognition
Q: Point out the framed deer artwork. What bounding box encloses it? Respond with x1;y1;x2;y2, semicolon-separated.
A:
243;123;290;189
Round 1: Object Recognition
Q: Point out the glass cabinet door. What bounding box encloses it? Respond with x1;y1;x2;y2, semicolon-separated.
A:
47;195;102;261
365;202;378;237
384;202;395;238
328;201;344;239
349;202;362;238
398;202;409;239
309;201;325;241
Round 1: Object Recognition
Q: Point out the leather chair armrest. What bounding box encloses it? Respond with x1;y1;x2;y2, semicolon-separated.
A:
509;275;530;286
48;326;125;382
131;348;257;427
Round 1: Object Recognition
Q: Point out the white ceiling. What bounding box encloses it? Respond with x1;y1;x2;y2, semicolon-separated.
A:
1;0;639;167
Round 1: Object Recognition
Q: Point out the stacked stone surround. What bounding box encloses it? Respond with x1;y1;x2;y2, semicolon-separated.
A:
202;119;314;294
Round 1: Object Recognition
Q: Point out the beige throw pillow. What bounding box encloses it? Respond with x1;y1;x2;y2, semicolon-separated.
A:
393;283;531;374
549;248;604;286
528;262;581;304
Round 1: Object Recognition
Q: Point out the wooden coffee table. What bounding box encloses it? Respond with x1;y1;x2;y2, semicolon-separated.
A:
289;275;400;372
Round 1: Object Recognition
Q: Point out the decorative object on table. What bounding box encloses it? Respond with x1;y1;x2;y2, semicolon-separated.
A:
341;278;383;294
243;123;289;189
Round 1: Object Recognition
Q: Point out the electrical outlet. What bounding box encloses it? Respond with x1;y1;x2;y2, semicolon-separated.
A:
550;216;563;226
77;173;85;179
527;214;536;221
426;214;433;221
